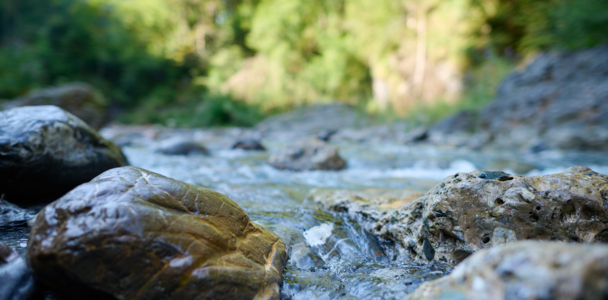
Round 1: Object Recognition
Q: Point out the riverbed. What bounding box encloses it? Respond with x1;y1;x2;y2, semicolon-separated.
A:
2;124;608;300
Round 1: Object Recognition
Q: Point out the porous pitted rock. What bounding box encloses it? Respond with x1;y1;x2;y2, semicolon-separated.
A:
27;166;288;300
372;166;608;263
407;241;608;300
232;138;265;151
2;83;107;129
0;106;128;203
156;137;209;155
0;243;36;300
268;138;346;171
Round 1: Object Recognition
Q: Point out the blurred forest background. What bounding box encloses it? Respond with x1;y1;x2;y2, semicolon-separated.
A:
1;0;607;127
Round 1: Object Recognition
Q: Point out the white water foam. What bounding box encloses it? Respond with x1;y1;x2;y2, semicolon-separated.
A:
303;223;334;247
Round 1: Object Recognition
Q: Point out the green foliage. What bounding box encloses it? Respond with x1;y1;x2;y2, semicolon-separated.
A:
471;0;608;56
1;0;607;126
120;91;264;127
521;0;608;51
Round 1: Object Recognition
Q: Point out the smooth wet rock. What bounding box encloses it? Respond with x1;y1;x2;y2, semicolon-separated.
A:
28;166;288;300
156;137;208;155
0;106;128;204
232;138;265;151
269;138;346;171
2;83;107;129
408;241;608;300
372;166;608;263
0;243;36;300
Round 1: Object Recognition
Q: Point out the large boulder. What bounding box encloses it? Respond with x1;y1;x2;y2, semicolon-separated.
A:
428;45;608;151
408;241;608;300
269;138;346;171
2;83;107;129
371;166;608;263
27;166;288;300
0;106;128;204
0;243;36;300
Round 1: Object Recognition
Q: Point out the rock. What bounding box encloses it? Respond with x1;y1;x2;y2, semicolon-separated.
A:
256;104;365;142
482;45;608;151
2;83;107;129
268;138;346;171
156;137;208;155
316;129;338;142
372;166;608;263
408;241;608;300
232;138;265;151
429;45;608;151
430;110;478;134
27;166;288;300
0;106;128;204
0;243;36;300
403;127;428;143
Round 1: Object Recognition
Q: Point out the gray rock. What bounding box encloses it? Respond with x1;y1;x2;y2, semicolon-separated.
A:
408;241;608;300
156;137;208;155
481;45;608;151
256;104;365;142
232;138;265;151
268;138;346;171
372;166;608;263
0;106;128;204
2;83;107;129
0;243;36;300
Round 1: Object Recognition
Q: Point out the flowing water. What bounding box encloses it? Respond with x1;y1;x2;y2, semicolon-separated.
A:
2;127;608;299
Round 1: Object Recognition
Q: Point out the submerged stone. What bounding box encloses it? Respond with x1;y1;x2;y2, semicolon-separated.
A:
0;106;128;204
27;166;288;300
0;243;36;300
373;166;608;262
269;138;346;171
408;241;608;300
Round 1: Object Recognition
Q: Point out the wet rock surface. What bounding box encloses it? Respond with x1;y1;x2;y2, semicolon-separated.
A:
269;138;346;171
156;137;209;155
0;106;128;204
0;243;36;300
372;166;608;263
28;166;288;300
2;83;107;129
408;241;608;300
232;138;265;151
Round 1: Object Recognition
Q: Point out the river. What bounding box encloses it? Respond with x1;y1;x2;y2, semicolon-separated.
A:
2;124;607;300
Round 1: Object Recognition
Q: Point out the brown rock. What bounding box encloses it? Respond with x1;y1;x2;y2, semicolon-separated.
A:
3;82;107;129
408;241;608;300
27;166;288;300
372;166;608;263
268;138;346;171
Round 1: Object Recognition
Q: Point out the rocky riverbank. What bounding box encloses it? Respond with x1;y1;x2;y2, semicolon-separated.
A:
423;45;608;152
2;42;608;299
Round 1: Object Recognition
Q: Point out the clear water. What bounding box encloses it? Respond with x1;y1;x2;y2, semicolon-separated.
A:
2;129;607;299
